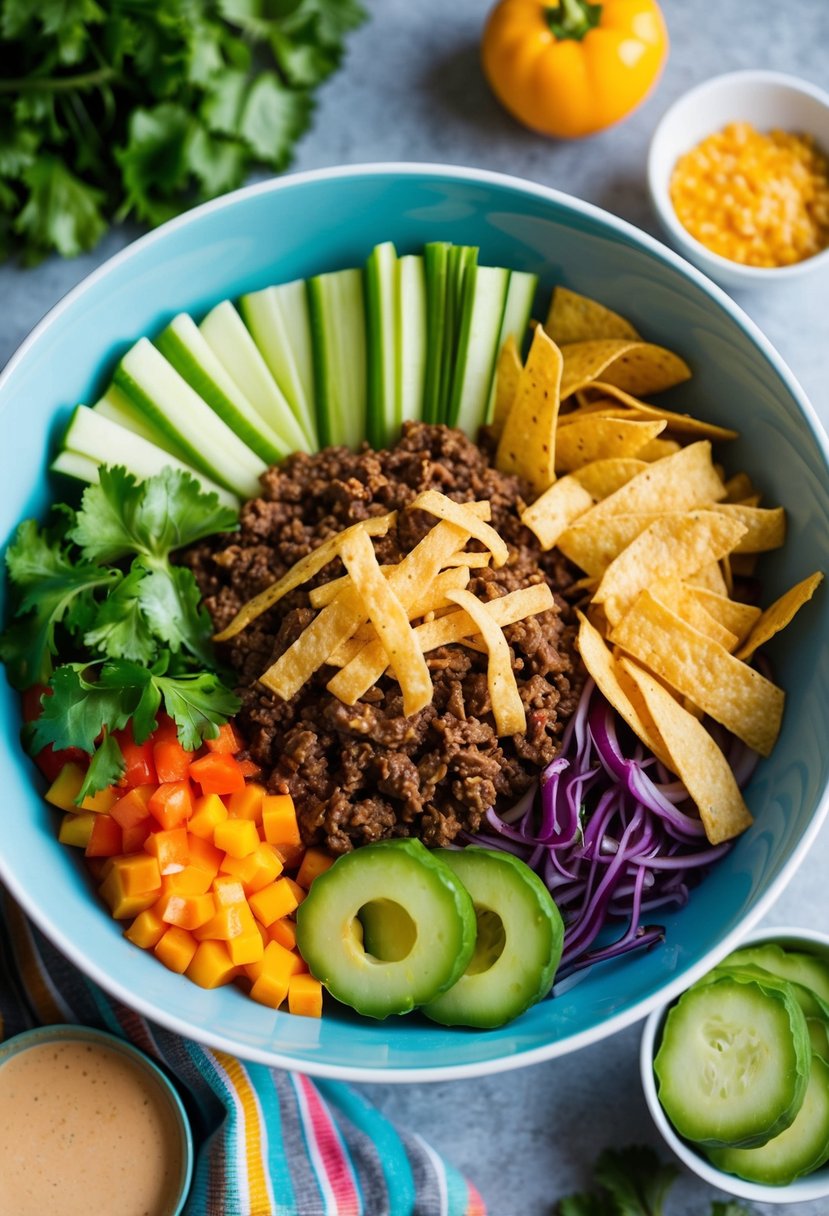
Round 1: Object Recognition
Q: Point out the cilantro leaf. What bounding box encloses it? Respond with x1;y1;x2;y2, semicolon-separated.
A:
29;662;136;754
77;729;125;802
136;560;216;668
83;564;158;664
238;72;311;169
115;102;194;226
594;1146;678;1216
0;518;120;688
154;668;240;751
14;157;107;262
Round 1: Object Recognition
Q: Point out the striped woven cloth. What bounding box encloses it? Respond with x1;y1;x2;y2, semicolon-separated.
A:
0;889;486;1216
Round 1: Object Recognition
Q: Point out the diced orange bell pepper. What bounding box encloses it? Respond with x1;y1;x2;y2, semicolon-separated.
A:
262;793;301;847
148;781;194;830
58;812;96;849
220;843;283;895
188;793;228;840
125;906;166;950
204;722;243;755
144;826;189;875
245;939;305;984
113;723;157;788
214;818;259;859
189;752;246;797
153;739;195;784
122;820;153;853
248;878;300;927
156;891;216;931
268;918;298;952
193;904;250;942
107;853;161;896
227;929;264;967
85;814;123;858
110;785;153;829
288;973;323;1018
154;926;197;973
99;868;160;920
295;847;334;889
187;833;223;879
161;865;213;896
212;875;246;908
186;940;238;989
226;783;265;822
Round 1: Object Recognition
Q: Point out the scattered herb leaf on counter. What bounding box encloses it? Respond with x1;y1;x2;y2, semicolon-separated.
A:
555;1145;756;1216
0;0;367;263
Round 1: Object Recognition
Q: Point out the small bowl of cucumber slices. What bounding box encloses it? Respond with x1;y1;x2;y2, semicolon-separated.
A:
641;926;829;1204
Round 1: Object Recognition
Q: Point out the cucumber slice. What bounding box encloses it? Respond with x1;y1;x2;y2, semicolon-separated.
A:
726;944;829;1006
437;245;477;422
654;972;811;1148
365;241;399;448
199;301;311;455
93;384;190;462
447;263;510;438
307;268;367;450
708;1054;829;1185
238;280;318;448
397;254;427;425
422;848;564;1029
51;449;103;484
155;314;290;465
295;838;476;1019
485;269;538;423
422;242;450;425
57;407;238;508
113;338;265;498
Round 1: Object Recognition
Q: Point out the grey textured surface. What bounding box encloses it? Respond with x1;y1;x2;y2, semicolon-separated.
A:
1;2;828;1213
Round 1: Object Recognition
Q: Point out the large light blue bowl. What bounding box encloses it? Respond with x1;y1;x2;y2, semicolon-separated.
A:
1;165;827;1081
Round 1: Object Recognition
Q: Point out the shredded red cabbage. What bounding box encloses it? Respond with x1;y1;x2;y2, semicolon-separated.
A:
463;679;760;979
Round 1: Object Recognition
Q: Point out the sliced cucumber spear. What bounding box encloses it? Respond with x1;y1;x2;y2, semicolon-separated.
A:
112;340;265;498
199;301;311;455
485;269;538;423
365;240;399;449
93;383;191;461
446;263;510;438
438;244;477;423
156;313;291;466
307;267;367;450
238;280;318;449
422;242;450;425
397;254;427;426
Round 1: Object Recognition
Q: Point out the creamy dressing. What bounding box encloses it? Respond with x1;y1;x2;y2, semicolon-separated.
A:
0;1038;184;1216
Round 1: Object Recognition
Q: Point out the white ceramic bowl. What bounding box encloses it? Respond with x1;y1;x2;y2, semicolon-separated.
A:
648;70;829;290
640;926;829;1205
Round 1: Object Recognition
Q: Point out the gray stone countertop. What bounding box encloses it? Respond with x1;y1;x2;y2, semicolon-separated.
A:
1;2;828;1212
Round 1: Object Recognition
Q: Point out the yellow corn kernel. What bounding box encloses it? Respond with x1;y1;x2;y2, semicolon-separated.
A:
188;793;228;839
58;811;96;848
214;817;259;859
45;763;85;812
186;939;239;989
288;973;323;1018
295;847;334;890
248;878;300;927
125;906;166;950
154;926;197;973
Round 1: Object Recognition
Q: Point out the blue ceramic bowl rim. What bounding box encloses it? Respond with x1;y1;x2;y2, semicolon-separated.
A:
0;1022;194;1212
0;163;828;1081
640;926;829;1203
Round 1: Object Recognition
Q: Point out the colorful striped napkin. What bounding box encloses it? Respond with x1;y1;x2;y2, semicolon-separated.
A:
0;889;486;1216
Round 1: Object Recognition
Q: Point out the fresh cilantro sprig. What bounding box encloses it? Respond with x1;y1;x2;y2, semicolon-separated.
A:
0;0;366;263
556;1146;756;1216
30;657;241;801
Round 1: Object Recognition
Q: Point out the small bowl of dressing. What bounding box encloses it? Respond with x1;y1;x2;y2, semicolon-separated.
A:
648;70;829;289
0;1024;193;1216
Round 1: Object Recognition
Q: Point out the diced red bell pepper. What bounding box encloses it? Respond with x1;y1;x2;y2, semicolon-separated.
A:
189;752;246;797
152;715;180;746
33;743;88;785
113;723;157;788
21;684;49;723
148;781;194;831
153;739;195;784
110;785;153;830
122;820;153;853
204;722;243;755
85;814;123;858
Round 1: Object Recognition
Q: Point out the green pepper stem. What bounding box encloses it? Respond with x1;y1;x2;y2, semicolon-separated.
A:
546;0;602;41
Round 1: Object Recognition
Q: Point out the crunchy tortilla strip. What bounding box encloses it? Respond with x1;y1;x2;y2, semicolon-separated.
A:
636;437;682;462
735;572;824;662
491;334;523;439
410;490;508;568
495;325;562;496
521;475;594;551
445;552;493;568
558;512;669;577
546;287;640;345
619;659;753;844
576;613;673;769
259;587;368;701
328;566;471;667
649;577;739;651
338;528;432;717
609;589;784;756
328;584;554;705
711;504;786;553
686;561;729;596
310;563;396;609
724;471;755;502
594;511;749;624
684;586;761;642
555;417;667;472
215;512;396;641
447;589;526;736
571;458;647;499
585;381;737;441
576;441;726;525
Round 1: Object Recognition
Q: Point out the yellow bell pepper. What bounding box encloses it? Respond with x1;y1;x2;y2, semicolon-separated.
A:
482;0;668;139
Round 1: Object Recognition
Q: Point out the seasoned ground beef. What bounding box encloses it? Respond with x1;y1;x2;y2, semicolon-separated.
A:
184;423;582;853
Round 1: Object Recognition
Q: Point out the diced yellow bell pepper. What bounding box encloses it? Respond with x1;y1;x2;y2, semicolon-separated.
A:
80;785;118;814
214;817;259;859
99;868;160;920
248;878;300;927
188;793;228;839
58;811;96;848
154;926;197;973
288;973;323;1018
45;762;85;812
186;940;239;989
295;847;334;889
